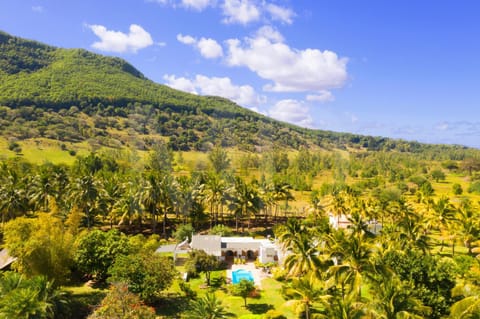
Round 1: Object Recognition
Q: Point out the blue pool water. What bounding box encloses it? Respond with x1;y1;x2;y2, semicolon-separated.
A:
232;269;254;284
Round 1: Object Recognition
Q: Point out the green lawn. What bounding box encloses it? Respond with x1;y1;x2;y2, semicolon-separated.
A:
160;269;296;319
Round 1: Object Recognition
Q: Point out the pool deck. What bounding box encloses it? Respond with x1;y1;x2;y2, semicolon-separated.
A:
227;262;270;288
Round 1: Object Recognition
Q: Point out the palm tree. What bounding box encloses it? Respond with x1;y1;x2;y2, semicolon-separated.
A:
0;169;28;224
369;274;430;319
68;173;101;228
186;293;233;319
276;218;305;250
29;165;55;212
317;290;366;319
455;199;480;255
450;283;480;319
203;172;226;228
228;177;261;232
284;272;325;319
430;196;456;253
283;232;325;278
140;173;162;233
325;230;376;300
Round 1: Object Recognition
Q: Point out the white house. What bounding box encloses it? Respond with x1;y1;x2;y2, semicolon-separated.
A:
189;235;281;264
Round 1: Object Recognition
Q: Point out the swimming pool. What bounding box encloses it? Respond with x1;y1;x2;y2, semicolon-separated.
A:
231;269;254;284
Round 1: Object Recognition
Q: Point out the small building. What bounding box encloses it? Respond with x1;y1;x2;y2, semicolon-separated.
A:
328;213;382;235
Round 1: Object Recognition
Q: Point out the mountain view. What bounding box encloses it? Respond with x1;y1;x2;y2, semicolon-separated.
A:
1;1;480;319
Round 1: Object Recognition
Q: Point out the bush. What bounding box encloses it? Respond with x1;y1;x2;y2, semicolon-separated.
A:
264;310;287;319
452;183;463;195
271;267;287;281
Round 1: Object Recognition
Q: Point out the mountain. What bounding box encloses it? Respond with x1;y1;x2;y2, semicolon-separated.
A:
0;31;473;156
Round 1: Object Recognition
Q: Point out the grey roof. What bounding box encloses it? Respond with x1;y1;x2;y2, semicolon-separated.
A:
0;249;16;270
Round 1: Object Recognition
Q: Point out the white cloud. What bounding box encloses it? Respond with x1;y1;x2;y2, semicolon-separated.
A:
222;0;260;24
32;6;44;13
255;25;284;42
177;34;223;58
163;74;263;107
265;3;294;24
181;0;216;10
306;91;334;103
197;38;224;58
268;99;313;127
88;24;153;53
177;34;196;45
163;74;198;94
226;29;348;93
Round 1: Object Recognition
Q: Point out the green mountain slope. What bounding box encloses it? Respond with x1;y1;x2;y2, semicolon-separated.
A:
0;30;474;156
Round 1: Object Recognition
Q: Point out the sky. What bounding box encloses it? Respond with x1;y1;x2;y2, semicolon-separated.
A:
1;0;480;147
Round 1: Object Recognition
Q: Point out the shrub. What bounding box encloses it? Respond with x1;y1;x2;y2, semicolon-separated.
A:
264;310;287;319
452;183;463;195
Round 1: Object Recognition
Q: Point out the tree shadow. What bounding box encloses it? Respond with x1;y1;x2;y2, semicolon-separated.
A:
247;303;274;314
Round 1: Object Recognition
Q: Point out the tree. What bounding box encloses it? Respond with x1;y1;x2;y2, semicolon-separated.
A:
68;174;102;228
185;250;222;286
431;169;446;182
74;229;131;281
0;272;70;319
207;146;230;175
452;183;463;195
228;177;262;232
3;213;75;284
231;279;256;307
88;283;156;319
369;274;430;319
173;223;194;242
283;231;324;278
108;253;176;303
186;293;233;319
284;272;324;319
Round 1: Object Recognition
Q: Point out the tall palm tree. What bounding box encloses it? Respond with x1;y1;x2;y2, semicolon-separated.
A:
449;283;480;319
203;172;226;228
430;196;456;253
369;275;430;319
0;169;28;224
68;173;101;228
325;230;376;299
284;272;324;319
186;293;233;319
283;232;325;278
317;290;366;319
228;177;261;232
140;173;162;233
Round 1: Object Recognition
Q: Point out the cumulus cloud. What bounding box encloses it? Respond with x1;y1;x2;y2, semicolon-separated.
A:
164;74;263;107
222;0;261;24
306;91;335;103
88;24;153;53
226;29;348;93
255;25;284;42
148;0;294;25
264;3;294;24
197;38;224;58
181;0;216;10
177;34;196;45
268;99;313;128
177;34;223;58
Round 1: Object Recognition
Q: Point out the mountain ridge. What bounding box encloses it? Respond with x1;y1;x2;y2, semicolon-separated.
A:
0;30;475;156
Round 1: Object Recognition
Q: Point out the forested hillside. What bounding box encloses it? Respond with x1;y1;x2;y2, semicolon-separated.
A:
0;30;477;156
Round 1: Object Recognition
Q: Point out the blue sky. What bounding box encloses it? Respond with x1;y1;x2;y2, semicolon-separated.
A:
1;0;480;147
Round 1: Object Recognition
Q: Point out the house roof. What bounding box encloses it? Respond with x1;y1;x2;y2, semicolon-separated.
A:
0;249;16;270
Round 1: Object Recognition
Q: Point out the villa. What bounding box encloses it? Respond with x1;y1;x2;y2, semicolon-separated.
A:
172;235;282;264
